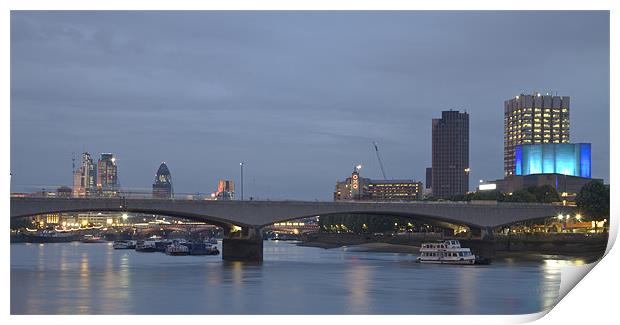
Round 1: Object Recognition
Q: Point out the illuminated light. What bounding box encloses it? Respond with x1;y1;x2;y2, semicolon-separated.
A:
106;218;113;225
516;143;591;177
557;214;564;220
464;168;470;173
122;213;128;220
479;184;497;191
576;214;582;221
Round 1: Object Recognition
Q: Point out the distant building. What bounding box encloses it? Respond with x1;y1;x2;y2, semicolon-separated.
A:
492;174;602;200
97;153;118;196
152;162;173;199
431;110;469;198
491;142;595;200
56;186;72;198
425;167;432;189
515;143;591;178
334;168;421;201
504;93;570;176
73;152;97;197
215;180;235;200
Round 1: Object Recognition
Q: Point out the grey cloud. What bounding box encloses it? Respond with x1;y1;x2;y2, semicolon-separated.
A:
10;11;610;199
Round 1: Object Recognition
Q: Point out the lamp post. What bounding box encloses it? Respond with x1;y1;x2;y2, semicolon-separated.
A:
239;162;244;201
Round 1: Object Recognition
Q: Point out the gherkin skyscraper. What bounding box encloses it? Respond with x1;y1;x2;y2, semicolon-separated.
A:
152;162;173;199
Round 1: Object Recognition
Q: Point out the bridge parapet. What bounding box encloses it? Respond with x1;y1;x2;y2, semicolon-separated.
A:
11;197;576;229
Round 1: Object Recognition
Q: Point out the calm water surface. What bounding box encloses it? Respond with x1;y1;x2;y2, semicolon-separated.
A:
11;241;583;314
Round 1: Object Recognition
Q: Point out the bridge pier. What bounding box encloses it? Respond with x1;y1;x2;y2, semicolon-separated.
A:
222;226;263;262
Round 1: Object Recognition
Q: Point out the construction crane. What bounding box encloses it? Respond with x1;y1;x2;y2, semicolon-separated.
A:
372;141;388;180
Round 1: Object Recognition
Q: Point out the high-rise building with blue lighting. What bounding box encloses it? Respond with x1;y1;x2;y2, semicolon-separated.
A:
504;93;570;176
515;143;591;178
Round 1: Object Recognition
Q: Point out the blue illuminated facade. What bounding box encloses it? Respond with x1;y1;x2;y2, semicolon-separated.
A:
515;143;591;178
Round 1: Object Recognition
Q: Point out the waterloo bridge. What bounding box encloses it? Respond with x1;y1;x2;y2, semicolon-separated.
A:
10;197;576;261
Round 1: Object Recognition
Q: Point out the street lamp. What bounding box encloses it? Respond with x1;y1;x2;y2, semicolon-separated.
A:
239;162;244;201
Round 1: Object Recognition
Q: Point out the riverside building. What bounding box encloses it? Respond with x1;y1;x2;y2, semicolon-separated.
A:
504;93;570;176
431;110;469;198
334;168;422;201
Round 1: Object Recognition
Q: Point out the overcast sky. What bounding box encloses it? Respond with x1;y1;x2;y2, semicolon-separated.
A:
10;11;610;199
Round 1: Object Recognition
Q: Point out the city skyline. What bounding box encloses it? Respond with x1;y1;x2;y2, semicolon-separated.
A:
10;11;610;199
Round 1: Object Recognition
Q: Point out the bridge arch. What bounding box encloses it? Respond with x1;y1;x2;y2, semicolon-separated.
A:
10;206;245;230
261;210;483;230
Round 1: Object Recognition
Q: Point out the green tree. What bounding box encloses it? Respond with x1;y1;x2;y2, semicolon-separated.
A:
576;181;609;221
528;185;561;203
506;189;537;202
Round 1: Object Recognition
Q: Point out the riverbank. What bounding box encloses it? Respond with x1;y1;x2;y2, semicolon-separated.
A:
299;232;608;261
298;241;420;254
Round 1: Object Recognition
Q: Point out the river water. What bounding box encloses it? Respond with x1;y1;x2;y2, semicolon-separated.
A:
10;241;585;315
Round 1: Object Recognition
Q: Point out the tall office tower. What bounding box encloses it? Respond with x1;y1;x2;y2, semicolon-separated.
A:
215;179;235;200
431;110;469;198
425;167;432;190
504;93;570;176
72;168;83;197
74;152;97;197
97;153;118;196
152;162;173;199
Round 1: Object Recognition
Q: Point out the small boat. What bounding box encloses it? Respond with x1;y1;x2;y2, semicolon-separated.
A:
113;240;136;249
188;242;220;255
417;240;480;265
166;240;190;256
19;231;79;243
135;240;158;252
81;234;106;243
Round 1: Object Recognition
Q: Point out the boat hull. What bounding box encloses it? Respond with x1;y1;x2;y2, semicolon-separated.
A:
417;259;476;265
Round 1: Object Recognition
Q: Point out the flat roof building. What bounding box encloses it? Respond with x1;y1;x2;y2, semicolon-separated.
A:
432;110;469;198
334;168;422;201
504;93;570;176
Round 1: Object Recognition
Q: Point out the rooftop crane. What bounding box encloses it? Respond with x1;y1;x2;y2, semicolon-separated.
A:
373;141;388;180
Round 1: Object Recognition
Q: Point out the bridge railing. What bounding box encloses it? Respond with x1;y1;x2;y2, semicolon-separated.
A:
10;193;574;210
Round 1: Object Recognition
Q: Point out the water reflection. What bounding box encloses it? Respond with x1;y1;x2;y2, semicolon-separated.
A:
77;251;91;314
346;262;371;313
10;242;586;315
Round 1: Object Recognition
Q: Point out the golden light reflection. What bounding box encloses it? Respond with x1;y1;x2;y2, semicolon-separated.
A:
347;264;371;313
539;258;587;310
77;252;92;314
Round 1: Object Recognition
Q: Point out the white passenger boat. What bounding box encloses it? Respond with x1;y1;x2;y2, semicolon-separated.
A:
417;240;477;265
